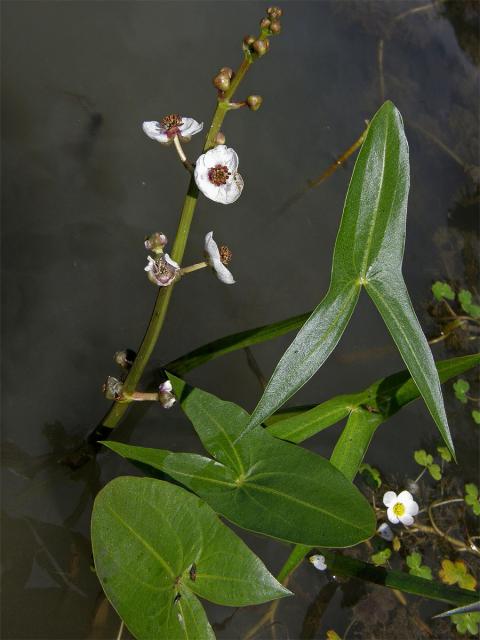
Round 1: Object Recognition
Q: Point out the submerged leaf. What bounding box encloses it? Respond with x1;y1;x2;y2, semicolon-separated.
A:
432;281;455;301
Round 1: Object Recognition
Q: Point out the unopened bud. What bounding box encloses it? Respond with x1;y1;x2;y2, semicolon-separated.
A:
215;132;226;145
114;349;136;370
260;17;271;30
219;67;233;79
145;232;168;254
270;20;281;34
267;6;282;19
253;39;269;57
102;376;123;400
213;72;230;92
243;35;256;48
246;95;263;111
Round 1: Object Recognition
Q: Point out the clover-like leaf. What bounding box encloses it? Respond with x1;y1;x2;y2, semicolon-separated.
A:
428;463;442;481
432;281;455;302
465;484;480;516
458;290;480;319
439;559;477;591
91;477;290;640
437;445;452;462
454;379;470;404
406;552;432;580
414;449;433;467
371;548;391;567
451;612;480;636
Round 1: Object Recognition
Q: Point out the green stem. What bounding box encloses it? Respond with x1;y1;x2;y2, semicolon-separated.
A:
95;54;255;435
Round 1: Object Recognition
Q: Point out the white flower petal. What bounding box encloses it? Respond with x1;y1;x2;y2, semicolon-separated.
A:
399;513;414;526
383;491;397;507
180;117;203;138
143;121;169;143
144;256;156;272
309;554;327;571
225;148;239;173
164;253;180;269
386;506;399;524
397;490;414;506
204;231;221;262
214;262;235;284
407;500;419;516
159;381;173;394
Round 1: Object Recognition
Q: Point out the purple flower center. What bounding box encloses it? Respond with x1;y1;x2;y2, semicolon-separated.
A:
161;114;183;138
208;164;231;186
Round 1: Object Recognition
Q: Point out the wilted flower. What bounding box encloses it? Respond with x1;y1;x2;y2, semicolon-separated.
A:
194;145;243;204
158;381;176;409
143;114;203;145
144;232;168;254
383;490;419;526
377;522;394;541
102;376;123;400
204;232;235;284
309;554;327;571
144;254;180;287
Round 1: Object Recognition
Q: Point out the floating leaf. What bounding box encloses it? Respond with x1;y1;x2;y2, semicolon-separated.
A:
472;410;480;425
451;612;480;636
91;477;290;640
371;548;391;567
359;463;382;489
458;290;480;319
439;560;477;591
428;463;442;481
465;484;480;516
432;281;455;301
414;449;433;467
105;376;376;548
454;379;470;404
246;101;454;458
406;552;432;580
437;445;452;462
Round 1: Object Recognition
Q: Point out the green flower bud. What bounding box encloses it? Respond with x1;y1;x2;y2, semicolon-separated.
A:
213;72;230;92
246;95;263;111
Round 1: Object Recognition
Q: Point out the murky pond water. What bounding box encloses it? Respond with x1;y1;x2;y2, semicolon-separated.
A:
2;1;478;638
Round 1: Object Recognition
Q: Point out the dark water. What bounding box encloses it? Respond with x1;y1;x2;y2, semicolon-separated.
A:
2;1;479;638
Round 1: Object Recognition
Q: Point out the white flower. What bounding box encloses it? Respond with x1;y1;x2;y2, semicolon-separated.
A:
383;490;419;526
204;231;235;284
194;145;244;204
143;114;203;145
158;381;176;409
377;522;394;541
309;554;327;571
144;254;180;287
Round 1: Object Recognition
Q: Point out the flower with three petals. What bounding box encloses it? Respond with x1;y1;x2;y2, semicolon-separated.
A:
143;114;203;145
383;490;419;526
194;145;244;204
204;231;235;284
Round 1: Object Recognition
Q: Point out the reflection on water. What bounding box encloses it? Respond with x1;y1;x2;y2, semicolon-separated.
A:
2;1;478;638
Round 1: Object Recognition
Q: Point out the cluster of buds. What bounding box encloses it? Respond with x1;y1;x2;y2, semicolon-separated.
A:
213;66;234;93
243;35;270;58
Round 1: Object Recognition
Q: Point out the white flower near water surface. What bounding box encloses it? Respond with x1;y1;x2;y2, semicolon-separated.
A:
143;114;203;145
383;490;419;526
194;145;244;204
144;254;180;287
204;232;235;284
309;554;327;571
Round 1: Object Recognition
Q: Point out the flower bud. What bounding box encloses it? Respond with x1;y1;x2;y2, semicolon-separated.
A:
267;6;282;19
102;376;123;400
114;349;136;370
252;39;269;57
270;20;281;34
219;66;233;79
144;232;168;254
243;35;256;47
213;72;230;92
215;132;226;145
246;95;263;111
260;17;271;30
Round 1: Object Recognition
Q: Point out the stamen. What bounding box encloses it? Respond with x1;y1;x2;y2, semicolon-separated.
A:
393;502;405;517
219;245;232;265
161;114;183;139
208;164;231;186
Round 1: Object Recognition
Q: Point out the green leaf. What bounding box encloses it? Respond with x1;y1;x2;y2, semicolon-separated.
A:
266;354;480;444
465;484;480;516
359;463;382;489
321;551;479;606
472;410;480;425
246;101;454;458
432;281;455;301
371;548;391;566
414;449;432;467
458;290;480;319
439;559;477;591
106;376;376;548
452;612;480;635
454;379;470;404
91;477;290;640
437;445;452;462
406;552;433;580
428;463;442;481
